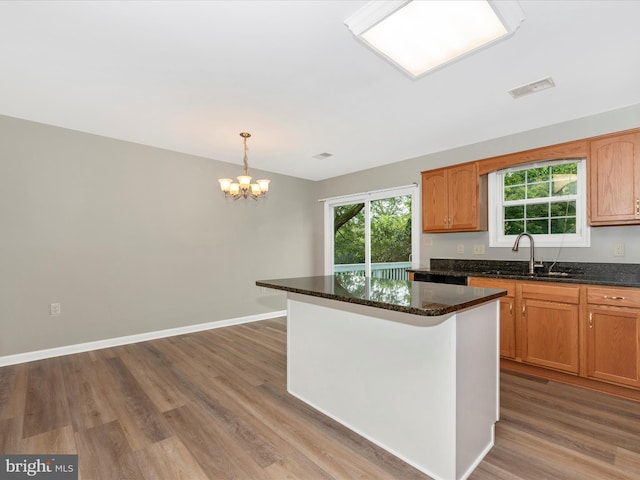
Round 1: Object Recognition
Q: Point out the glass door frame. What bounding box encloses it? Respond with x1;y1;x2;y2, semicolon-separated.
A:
322;184;420;276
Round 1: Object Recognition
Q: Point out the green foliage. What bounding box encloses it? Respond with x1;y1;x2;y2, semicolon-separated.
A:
333;196;412;265
502;161;578;236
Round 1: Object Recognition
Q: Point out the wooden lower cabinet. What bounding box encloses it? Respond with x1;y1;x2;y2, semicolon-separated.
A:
586;286;640;388
520;283;581;374
465;278;640;398
521;297;580;374
468;277;516;359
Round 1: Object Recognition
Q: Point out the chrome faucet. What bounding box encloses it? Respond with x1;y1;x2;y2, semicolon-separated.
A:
512;232;544;275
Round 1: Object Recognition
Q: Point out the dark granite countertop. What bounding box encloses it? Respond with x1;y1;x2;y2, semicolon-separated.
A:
256;275;506;317
409;259;640;288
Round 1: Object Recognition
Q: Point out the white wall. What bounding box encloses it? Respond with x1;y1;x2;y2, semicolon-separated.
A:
314;103;640;272
0;115;317;357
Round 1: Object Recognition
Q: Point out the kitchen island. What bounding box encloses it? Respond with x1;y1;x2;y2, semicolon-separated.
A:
256;275;506;480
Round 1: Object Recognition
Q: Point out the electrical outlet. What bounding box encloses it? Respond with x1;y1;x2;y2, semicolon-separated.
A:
456;244;464;254
473;244;485;255
50;303;61;316
614;243;625;257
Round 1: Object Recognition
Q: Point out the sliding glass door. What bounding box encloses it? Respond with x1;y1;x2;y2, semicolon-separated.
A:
324;185;418;279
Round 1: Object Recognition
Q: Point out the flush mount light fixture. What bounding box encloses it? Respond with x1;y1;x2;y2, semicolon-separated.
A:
345;0;525;79
218;132;270;200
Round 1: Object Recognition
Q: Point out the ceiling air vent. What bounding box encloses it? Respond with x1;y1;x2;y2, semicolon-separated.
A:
313;152;333;160
508;77;555;99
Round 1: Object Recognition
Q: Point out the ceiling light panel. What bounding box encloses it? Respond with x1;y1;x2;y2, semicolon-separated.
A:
345;0;525;79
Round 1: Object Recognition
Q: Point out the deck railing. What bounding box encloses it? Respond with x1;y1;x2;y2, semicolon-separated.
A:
334;262;411;280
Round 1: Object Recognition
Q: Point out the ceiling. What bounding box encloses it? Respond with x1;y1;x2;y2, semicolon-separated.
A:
1;1;640;181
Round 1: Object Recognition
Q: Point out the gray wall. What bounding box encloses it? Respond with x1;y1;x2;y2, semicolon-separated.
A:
314;103;640;273
0;115;317;357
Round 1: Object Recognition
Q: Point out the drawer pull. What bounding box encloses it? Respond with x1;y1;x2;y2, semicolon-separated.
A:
603;295;626;300
636;198;640;216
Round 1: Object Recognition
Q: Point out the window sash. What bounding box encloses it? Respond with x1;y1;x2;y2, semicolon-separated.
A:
489;159;589;248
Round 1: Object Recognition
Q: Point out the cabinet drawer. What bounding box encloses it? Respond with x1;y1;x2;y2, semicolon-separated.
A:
520;282;580;304
587;286;640;308
468;277;516;297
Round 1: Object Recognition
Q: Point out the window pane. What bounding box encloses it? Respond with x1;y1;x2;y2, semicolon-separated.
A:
552;174;577;195
371;196;412;278
504;185;525;201
526;219;549;234
504;170;525;186
504;205;524;220
550;201;576;217
527;203;549;218
334;203;365;275
551;162;578;196
505;220;524;235
551;217;577;234
527;182;550;199
527;167;550;183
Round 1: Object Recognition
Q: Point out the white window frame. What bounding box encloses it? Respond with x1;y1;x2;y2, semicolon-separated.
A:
488;158;590;248
321;184;420;276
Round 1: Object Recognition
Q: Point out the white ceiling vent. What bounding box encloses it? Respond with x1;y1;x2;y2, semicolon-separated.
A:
313;152;334;160
508;77;556;98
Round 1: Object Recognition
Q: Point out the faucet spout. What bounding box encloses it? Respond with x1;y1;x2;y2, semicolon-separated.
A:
512;232;540;275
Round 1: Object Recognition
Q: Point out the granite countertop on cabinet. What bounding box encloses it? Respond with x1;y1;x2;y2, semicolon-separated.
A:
409;259;640;288
256;275;506;317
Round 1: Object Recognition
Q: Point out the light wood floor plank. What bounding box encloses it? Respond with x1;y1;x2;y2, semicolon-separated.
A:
75;420;145;480
20;425;76;454
134;436;210;480
101;357;173;451
163;404;268;480
0;363;27;419
60;353;118;432
23;358;71;438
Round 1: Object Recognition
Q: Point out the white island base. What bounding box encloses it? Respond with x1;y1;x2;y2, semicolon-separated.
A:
287;293;499;480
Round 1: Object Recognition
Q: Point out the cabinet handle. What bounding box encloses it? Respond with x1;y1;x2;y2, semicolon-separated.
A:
603;295;626;300
522;305;526;317
589;312;593;329
636;198;640;216
444;216;448;225
509;303;513;315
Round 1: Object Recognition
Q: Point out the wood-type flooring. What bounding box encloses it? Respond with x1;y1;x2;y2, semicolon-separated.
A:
1;317;639;479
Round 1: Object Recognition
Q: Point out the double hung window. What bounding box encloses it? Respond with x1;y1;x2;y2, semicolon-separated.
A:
488;159;589;247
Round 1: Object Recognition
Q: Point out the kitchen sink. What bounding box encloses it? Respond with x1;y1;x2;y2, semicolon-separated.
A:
481;270;574;278
534;271;574;278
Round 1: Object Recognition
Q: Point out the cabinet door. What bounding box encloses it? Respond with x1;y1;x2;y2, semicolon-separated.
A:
447;163;480;231
468;277;516;359
521;298;579;374
499;297;516;359
587;306;640;387
589;132;640;225
422;169;448;231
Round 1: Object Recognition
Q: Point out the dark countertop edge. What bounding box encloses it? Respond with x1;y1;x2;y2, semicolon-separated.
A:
256;280;506;317
407;268;640;288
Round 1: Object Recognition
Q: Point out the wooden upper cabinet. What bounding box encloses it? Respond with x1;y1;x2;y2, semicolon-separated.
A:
589;131;640;225
422;162;487;232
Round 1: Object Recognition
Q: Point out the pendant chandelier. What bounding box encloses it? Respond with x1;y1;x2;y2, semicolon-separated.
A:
218;132;270;200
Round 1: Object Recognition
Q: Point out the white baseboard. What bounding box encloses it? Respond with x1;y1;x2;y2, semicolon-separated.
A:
0;310;287;367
